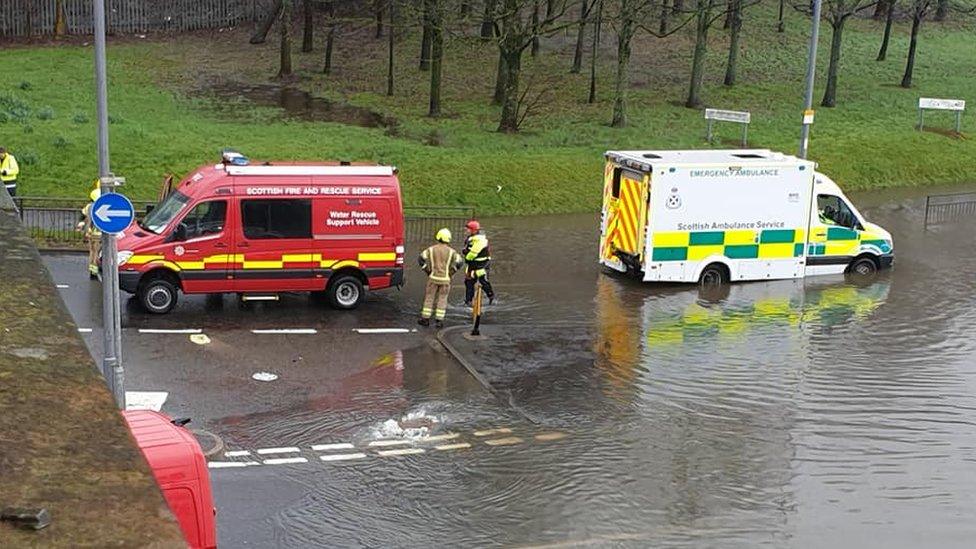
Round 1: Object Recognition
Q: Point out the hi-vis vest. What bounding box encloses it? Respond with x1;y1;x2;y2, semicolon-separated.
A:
81;203;102;237
464;233;490;270
420;243;461;284
0;154;19;183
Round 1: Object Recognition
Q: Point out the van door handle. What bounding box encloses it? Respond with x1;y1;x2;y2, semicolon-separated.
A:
814;231;827;237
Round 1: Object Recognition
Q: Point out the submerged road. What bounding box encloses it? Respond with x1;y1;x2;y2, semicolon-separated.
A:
45;186;976;547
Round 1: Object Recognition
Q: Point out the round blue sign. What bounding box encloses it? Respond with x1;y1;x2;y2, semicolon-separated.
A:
91;192;135;234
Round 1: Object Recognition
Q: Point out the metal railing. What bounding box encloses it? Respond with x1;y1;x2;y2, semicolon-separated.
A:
13;197;475;250
924;192;976;228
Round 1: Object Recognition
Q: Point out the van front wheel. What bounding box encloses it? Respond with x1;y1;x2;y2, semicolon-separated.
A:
699;263;729;287
139;278;178;314
327;275;365;310
848;256;878;276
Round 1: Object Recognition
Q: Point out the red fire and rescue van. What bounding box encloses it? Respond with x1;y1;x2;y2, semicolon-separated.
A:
117;153;405;313
122;410;217;549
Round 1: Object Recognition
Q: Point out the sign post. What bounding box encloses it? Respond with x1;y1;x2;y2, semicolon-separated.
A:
704;109;751;147
798;0;822;159
918;98;966;133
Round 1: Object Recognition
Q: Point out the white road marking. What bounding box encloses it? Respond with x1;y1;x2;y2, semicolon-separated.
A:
535;432;568;442
251;328;317;334
311;443;356;451
484;437;524;447
435;443;471;451
125;391;168;412
368;439;413;447
256;447;301;455
209;461;260;469
251;372;279;382
377;448;425;457
423;433;460;442
320;453;368;462
138;328;202;334
262;457;308;465
56;284;69;289
473;428;512;437
354;328;411;334
77;328;93;333
224;450;251;457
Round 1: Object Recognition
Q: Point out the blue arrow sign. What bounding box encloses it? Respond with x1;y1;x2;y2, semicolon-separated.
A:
91;192;135;234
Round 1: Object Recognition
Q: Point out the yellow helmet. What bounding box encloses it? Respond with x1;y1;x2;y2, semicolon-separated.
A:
435;228;452;243
89;189;100;202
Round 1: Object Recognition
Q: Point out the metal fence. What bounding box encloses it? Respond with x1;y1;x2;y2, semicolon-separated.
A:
924;192;976;228
0;0;262;37
13;197;474;250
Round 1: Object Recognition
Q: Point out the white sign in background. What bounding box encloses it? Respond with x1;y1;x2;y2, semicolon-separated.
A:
704;108;751;124
919;98;966;111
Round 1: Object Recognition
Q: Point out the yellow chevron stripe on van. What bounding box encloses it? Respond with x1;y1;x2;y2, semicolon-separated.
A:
127;254;165;265
331;260;360;270
282;254;314;263
176;261;206;269
242;260;284;269
358;252;396;262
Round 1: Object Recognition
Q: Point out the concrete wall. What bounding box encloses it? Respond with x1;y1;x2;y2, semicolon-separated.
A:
0;188;185;546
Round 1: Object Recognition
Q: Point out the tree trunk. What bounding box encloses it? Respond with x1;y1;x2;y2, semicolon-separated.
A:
571;0;588;73
935;0;948;21
777;0;785;32
873;0;888;19
278;0;294;78
820;17;845;107
498;49;523;132
659;0;671;34
588;0;603;103
388;0;395;95
531;0;541;57
547;0;555;17
54;0;67;36
302;0;314;52
461;1;472;17
493;48;508;105
376;0;384;38
673;0;684;14
251;0;283;44
611;4;635;127
481;0;497;39
685;0;711;109
420;0;433;71
723;0;733;29
877;0;895;61
429;0;444;116
723;0;742;86
323;1;336;74
900;12;922;88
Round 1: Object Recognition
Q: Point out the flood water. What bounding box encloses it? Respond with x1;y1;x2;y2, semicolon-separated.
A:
243;184;976;548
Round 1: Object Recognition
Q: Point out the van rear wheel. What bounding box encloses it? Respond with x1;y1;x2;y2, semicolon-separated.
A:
699;263;729;287
848;256;878;276
139;278;178;314
327;275;365;310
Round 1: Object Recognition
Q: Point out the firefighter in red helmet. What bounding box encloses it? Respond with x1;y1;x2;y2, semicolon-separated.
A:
462;220;495;306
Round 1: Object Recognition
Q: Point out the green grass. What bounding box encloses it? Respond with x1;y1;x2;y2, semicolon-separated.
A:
1;6;974;215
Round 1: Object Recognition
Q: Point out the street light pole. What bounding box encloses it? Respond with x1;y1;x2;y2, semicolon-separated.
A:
94;0;125;408
799;0;822;159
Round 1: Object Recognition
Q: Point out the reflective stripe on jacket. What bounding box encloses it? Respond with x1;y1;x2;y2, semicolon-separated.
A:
0;154;18;182
420;243;461;284
464;233;490;271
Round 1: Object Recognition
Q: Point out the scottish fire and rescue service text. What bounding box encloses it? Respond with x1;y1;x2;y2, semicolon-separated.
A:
244;186;383;196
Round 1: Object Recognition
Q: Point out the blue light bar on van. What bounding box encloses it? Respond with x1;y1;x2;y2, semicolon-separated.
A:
221;150;249;166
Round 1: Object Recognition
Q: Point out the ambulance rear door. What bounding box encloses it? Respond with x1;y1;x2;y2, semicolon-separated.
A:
601;165;650;270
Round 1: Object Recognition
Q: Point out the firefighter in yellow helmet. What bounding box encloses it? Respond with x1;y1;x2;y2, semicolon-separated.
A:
76;187;102;279
418;228;463;328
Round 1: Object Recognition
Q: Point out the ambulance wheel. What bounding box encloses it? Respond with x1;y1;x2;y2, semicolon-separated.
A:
848;256;878;276
139;278;178;314
699;263;729;287
327;275;365;310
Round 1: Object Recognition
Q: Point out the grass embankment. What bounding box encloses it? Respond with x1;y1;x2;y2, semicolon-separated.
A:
2;6;974;215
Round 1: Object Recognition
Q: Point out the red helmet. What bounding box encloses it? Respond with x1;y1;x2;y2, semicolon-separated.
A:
466;220;480;232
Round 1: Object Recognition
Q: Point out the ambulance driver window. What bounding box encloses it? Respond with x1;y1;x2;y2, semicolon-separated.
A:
179;200;226;240
242;199;312;239
817;194;859;229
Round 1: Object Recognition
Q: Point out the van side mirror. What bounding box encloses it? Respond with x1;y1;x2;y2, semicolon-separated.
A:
171;223;187;242
144;204;155;215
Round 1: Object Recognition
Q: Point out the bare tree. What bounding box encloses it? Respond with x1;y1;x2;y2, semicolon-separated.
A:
420;0;433;70
376;0;385;36
302;0;315;52
572;0;596;73
532;1;542;57
901;0;933;87
278;0;294;78
323;1;337;74
611;0;654;126
934;0;948;19
723;0;743;86
482;0;498;38
877;0;896;60
589;0;604;102
684;0;717;108
388;0;396;95
777;0;785;31
252;0;284;44
429;0;445;116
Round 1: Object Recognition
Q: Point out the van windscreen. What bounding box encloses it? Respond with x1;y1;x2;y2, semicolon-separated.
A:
143;191;190;234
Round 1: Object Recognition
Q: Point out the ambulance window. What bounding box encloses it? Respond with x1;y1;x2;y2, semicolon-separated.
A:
242;199;312;239
611;168;622;199
180;200;226;240
817;194;860;229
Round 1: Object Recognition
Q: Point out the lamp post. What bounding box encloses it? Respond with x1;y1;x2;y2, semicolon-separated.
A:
799;0;823;159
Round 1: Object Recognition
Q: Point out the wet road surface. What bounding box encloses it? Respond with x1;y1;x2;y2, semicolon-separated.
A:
44;185;976;547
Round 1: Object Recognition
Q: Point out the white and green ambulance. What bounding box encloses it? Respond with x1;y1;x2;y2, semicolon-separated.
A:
599;149;893;284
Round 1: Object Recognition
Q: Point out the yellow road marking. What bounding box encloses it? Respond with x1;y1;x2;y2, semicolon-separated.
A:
484;437;523;446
